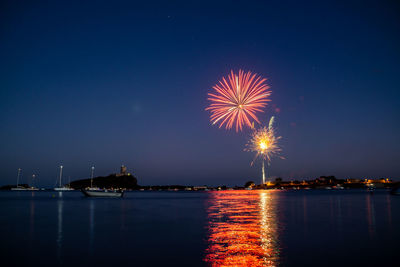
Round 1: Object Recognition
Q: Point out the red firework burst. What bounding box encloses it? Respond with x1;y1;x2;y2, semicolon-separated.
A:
206;70;271;131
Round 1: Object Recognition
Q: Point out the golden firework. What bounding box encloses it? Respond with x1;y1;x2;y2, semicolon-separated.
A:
246;117;282;163
245;116;283;184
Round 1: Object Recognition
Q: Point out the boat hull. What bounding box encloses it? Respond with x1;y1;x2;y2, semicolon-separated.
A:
11;187;39;191
54;187;75;191
81;189;124;198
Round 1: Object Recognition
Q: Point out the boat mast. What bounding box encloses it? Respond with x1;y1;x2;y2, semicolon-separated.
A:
32;174;36;188
91;166;95;188
16;168;21;187
59;166;63;187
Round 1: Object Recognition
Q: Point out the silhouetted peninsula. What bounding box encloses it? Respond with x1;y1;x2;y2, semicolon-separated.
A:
69;174;138;189
69;165;138;189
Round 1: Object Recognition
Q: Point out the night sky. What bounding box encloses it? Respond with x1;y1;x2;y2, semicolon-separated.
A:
1;0;399;186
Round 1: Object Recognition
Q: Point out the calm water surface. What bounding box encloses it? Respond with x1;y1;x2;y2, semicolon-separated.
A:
0;190;398;266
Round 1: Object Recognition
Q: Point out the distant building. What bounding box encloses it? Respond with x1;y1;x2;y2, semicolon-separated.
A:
365;178;392;188
346;179;362;184
121;165;127;175
316;176;336;184
115;165;131;177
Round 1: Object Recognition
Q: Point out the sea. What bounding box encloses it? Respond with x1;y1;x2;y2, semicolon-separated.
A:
0;189;398;266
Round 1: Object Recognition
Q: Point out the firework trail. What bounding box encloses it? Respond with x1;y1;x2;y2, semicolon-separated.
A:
206;70;271;132
268;116;275;130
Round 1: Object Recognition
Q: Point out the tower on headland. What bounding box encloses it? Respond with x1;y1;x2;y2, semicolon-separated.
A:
121;165;127;175
116;165;131;177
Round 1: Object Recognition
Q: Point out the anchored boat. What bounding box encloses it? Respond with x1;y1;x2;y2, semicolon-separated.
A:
54;165;75;191
80;166;124;197
81;189;124;198
11;168;27;190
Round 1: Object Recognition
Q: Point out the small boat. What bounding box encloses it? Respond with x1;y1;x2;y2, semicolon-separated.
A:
81;189;124;198
11;168;26;190
12;186;39;191
11;186;29;191
26;187;39;191
54;166;74;191
333;185;344;190
54;187;74;191
11;170;39;191
80;166;124;197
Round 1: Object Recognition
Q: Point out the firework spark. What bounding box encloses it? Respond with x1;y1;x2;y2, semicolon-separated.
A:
206;70;271;131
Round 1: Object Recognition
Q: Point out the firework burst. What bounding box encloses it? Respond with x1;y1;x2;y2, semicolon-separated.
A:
246;117;282;163
206;70;271;131
245;116;283;184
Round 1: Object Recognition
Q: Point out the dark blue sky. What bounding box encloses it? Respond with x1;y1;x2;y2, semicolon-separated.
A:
1;0;399;186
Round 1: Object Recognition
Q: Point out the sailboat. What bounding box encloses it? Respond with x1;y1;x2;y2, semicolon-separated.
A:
54;166;74;191
81;166;124;197
27;174;39;191
11;168;29;190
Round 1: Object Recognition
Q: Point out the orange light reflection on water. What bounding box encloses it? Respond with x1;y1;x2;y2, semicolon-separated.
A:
205;190;280;266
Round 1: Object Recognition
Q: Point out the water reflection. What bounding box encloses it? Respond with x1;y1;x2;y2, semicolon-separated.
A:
120;200;126;230
57;192;64;263
30;194;35;241
366;194;376;238
302;195;307;236
89;199;95;254
386;194;392;229
336;196;343;234
205;190;280;266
